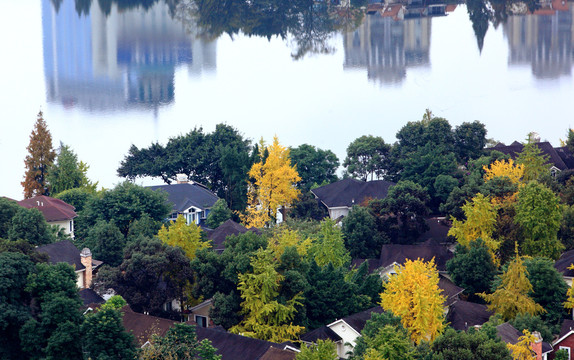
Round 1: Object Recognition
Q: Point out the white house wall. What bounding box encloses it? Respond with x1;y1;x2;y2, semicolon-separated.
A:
329;321;361;359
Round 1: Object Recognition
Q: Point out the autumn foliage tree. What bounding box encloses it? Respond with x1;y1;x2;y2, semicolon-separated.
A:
379;258;446;345
157;215;211;260
506;329;537;360
22;111;56;198
242;137;301;227
479;253;544;321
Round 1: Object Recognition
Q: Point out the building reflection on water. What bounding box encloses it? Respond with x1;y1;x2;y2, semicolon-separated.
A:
42;0;216;112
504;0;573;79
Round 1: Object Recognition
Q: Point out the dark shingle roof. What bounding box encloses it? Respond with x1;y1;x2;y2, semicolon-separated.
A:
557;319;574;341
311;178;395;208
79;288;105;306
438;275;464;306
492;141;573;171
340;306;385;333
35;240;85;270
208;220;250;251
446;300;492;331
257;347;297;360
148;183;219;212
555;249;574;277
121;306;186;345
377;239;454;272
18;195;77;222
496;322;522;345
300;326;343;343
557;147;574;169
417;217;451;242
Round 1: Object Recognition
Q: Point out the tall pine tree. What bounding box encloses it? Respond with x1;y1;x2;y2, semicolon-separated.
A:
22;111;56;198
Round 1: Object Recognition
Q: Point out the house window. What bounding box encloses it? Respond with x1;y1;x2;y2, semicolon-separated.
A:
559;346;571;360
164;301;172;312
195;315;208;328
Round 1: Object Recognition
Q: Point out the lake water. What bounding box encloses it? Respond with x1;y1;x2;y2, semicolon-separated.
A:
1;0;573;200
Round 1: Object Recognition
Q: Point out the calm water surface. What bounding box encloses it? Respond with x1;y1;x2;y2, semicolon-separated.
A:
0;0;572;199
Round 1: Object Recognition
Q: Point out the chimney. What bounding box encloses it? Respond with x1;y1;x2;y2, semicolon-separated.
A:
176;174;189;184
80;248;93;289
531;331;542;360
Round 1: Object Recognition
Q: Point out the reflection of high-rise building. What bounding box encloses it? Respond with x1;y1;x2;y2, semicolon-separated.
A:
42;0;216;112
504;0;573;79
343;7;431;84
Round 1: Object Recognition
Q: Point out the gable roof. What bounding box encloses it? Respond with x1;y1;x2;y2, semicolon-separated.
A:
446;300;492;331
121;306;186;345
438;275;464;306
496;322;522;345
300;326;343;343
377;239;454;272
79;288;105;306
417;217;452;242
148;182;219;212
35;240;86;270
554;319;574;346
331;306;385;334
492;141;573;171
18;195;77;222
554;249;574;277
257;346;297;360
208;219;251;251
311;178;395;208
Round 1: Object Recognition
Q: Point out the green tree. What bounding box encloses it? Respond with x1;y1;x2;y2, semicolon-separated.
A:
297;339;338;360
81;308;136;360
381;180;430;244
22;111;56;198
516;136;550;182
343;135;391;181
140;323;221;360
310;218;350;267
479;254;544;321
342;206;384;259
8;207;53;246
454;121;488;162
206;199;232;229
290;144;339;190
555;349;570;360
230;249;304;342
83;220;125;267
515;181;563;259
446;239;497;301
100;295;127;311
510;313;553;343
351;311;405;359
47;143;97;195
431;327;512;360
55;187;97;213
559;205;574;250
0;197;22;239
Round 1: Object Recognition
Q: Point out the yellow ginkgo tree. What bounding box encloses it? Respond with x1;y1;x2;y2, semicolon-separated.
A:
507;329;537;360
241;136;301;228
379;258;446;345
157;215;210;260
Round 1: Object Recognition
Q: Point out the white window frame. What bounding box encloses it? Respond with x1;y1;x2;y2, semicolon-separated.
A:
559;346;571;360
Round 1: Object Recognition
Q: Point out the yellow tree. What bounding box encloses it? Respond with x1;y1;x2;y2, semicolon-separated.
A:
157;215;210;260
448;193;500;264
483;159;525;185
478;252;544;321
242;136;301;227
507;329;537;360
379;258;446;345
268;227;312;260
564;264;574;312
230;249;304;342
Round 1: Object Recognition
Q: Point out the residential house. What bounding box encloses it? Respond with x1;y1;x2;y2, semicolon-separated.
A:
18;195;77;238
551;319;574;360
206;219;260;252
147;175;219;226
445;300;492;331
121;306;298;359
311;178;395;220
491;141;574;177
35;240;102;289
188;299;213;328
300;306;385;358
554;249;574;286
497;322;551;360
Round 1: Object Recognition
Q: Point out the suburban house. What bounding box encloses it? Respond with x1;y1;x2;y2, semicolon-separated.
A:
551;319;574;360
300;306;384;359
205;219;260;252
311;178;395;220
18;195;77;238
445;300;492;331
147;175;219;226
121;305;298;359
491;140;574;177
554;249;574;286
35;240;102;289
497;322;551;360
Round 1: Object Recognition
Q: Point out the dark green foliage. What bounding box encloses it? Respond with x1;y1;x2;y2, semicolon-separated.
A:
559;205;574;250
0;198;21;239
206;199;232;229
290;144;339;190
342;206;385;258
0;239;49;263
8;208;53;246
523;257;568;326
81;181;171;236
142;323;220;360
0;252;34;359
510;313;553;343
127;214;163;242
289;191;329;221
431;327;511;360
96;236;193;315
55;187;97;213
556;349;570;360
351;311;405;358
343;135;391;181
446;240;496;301
433;175;459;206
453;121;487;162
84;221;125;267
81;308;136;360
210;291;242;329
381;181;430;244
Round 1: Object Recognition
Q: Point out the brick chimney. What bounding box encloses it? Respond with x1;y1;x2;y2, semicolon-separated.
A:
531;331;542;360
80;248;93;289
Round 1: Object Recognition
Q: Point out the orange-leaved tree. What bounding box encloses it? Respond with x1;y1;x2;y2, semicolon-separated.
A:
241;136;300;227
380;258;446;345
22;111;56;198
